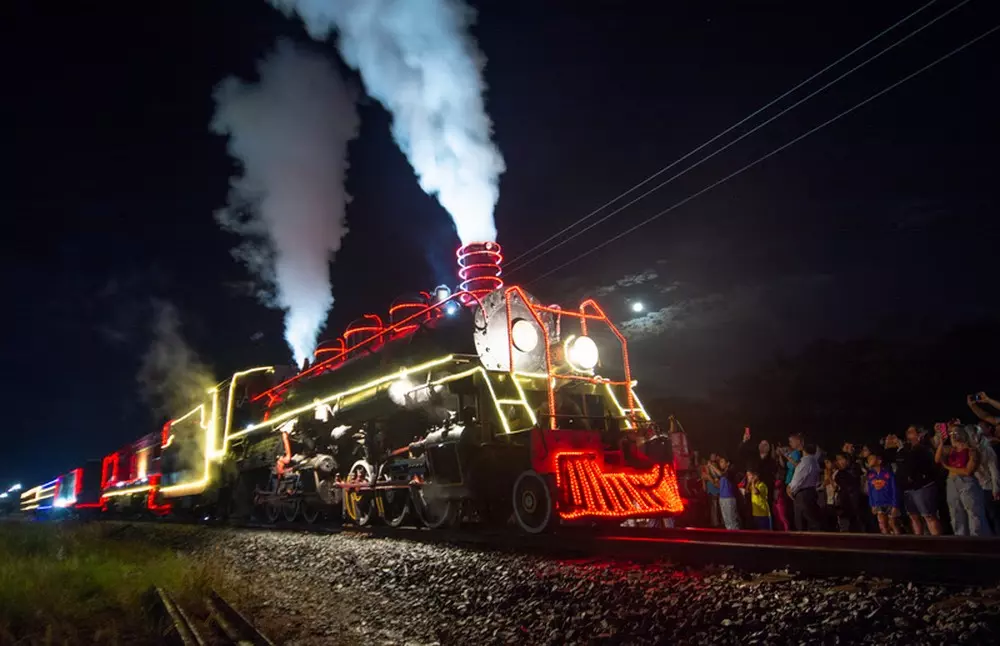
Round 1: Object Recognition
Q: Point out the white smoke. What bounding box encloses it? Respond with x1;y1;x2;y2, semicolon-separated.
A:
137;301;217;476
137;301;216;418
267;0;505;244
211;39;360;367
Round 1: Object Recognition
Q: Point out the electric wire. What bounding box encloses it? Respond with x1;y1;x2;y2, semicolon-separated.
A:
504;0;965;274
523;22;999;287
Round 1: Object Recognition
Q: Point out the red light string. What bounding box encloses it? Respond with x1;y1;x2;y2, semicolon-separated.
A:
255;290;487;403
457;242;503;302
553;451;684;519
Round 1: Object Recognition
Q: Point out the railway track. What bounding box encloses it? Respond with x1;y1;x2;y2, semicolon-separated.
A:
66;512;1000;586
212;519;1000;585
152;585;275;646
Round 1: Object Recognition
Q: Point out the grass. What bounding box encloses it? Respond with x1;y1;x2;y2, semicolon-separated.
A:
0;521;233;645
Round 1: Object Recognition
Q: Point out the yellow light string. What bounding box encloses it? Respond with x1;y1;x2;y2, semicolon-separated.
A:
102;485;153;498
227;355;458;441
159;387;219;497
217;366;274;456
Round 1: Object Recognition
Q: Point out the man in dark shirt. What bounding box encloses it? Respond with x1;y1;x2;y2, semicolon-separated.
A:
834;453;864;532
895;425;943;536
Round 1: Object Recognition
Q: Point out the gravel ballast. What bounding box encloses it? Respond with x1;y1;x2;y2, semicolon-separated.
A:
134;524;1000;645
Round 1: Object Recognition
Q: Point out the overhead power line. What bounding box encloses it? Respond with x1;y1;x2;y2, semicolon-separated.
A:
504;0;959;274
524;22;999;287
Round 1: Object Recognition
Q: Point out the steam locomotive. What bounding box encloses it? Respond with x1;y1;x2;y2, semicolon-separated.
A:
20;243;684;533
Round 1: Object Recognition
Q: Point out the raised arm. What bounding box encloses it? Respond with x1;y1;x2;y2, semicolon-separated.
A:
968;393;1000;425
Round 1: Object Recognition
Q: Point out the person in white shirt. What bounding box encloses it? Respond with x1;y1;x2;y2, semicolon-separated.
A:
786;443;824;531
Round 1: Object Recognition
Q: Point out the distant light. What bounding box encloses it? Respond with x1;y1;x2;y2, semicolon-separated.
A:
631;301;645;313
444;302;459;316
9;483;22;492
0;493;8;499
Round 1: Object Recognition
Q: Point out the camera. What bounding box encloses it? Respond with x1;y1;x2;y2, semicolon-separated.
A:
970;393;984;403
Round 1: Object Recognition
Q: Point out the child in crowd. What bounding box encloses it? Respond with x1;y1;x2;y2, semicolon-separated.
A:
747;469;771;530
866;451;903;534
717;457;741;529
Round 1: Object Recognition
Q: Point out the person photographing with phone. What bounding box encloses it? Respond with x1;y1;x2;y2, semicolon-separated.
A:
934;422;990;536
967;392;1000;432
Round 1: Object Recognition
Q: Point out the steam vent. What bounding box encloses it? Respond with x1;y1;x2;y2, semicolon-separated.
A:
457;242;503;305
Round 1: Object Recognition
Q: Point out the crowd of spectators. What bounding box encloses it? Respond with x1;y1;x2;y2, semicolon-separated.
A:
694;392;1000;536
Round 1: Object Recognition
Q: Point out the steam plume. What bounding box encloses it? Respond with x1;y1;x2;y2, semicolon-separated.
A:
211;39;360;366
137;301;216;418
267;0;505;244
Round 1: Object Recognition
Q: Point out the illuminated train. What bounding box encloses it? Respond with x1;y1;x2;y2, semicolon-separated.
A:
21;243;683;533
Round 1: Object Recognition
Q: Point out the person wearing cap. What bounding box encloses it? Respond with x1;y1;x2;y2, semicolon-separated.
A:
935;423;990;536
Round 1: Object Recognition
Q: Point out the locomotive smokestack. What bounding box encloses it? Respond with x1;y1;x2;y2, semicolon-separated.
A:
457;242;503;305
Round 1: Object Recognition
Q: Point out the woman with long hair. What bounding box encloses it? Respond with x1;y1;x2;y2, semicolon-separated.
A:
935;424;990;536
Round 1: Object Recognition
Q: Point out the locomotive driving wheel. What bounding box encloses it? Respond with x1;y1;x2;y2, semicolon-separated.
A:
412;485;459;529
346;459;376;526
301;500;321;524
282;497;301;522
513;470;555;534
263;497;281;524
378;468;411;528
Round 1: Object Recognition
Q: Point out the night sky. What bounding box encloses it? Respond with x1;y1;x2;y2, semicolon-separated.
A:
5;0;998;487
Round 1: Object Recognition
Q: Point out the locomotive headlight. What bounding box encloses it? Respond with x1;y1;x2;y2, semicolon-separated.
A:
565;335;599;371
510;318;538;353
